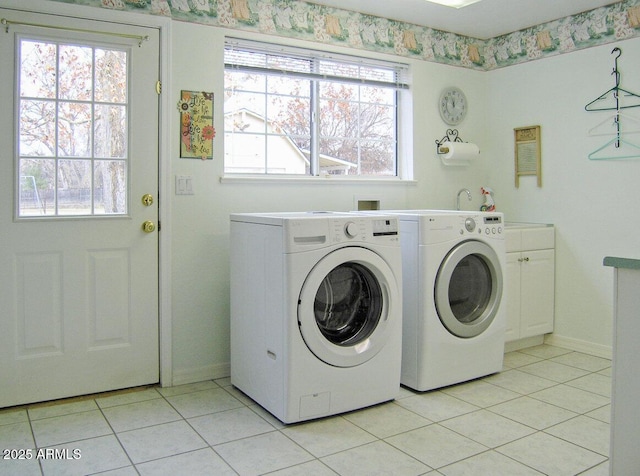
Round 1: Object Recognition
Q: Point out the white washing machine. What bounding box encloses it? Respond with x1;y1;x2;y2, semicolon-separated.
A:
372;210;506;391
230;211;403;423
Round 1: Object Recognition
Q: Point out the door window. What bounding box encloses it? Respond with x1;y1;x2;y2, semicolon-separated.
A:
17;37;129;217
314;262;382;346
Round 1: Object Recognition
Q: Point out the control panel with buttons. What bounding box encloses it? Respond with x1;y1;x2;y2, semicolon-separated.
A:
459;214;503;237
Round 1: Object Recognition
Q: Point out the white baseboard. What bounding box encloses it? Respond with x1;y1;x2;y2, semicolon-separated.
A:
504;335;545;353
544;334;612;359
505;334;612;359
169;362;231;387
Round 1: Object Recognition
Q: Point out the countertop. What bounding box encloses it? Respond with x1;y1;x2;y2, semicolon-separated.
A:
603;257;640;270
504;222;554;229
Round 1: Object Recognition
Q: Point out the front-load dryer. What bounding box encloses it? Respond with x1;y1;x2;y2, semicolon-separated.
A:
370;210;506;391
230;211;402;423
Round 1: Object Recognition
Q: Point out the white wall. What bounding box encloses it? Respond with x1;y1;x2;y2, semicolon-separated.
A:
486;38;640;356
169;22;490;382
172;22;640;379
409;59;492;210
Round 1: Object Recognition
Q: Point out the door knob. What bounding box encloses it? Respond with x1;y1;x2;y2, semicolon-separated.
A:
142;221;156;233
142;194;154;206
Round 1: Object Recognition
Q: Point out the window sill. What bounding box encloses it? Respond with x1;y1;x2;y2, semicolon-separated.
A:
219;175;417;185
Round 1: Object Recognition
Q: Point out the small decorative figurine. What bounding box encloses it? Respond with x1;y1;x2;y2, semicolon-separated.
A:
480;187;496;212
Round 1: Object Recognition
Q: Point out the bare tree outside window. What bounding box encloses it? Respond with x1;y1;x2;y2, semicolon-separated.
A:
18;39;128;217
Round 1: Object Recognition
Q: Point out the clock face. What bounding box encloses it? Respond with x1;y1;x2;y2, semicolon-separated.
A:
439;87;467;125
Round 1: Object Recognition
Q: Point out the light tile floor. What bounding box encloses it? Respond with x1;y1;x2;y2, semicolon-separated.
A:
0;344;611;476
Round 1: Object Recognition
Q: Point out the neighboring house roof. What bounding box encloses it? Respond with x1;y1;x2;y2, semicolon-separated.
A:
224;108;356;173
299;149;356;173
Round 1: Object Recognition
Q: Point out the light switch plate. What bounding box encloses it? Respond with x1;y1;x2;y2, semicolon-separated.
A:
175;175;194;195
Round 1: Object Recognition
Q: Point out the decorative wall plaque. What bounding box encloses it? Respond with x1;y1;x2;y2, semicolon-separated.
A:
514;125;541;187
178;90;215;160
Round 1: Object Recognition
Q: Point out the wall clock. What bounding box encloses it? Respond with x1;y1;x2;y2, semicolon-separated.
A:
439;87;468;125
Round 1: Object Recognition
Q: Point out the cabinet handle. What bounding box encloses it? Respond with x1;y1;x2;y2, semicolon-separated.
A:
518;257;530;262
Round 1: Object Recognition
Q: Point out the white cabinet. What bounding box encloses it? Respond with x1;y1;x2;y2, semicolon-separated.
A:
504;225;555;343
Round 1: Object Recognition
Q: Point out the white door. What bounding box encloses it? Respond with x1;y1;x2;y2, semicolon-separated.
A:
0;8;160;407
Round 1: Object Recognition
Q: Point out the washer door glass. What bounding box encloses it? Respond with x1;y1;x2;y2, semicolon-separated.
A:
298;247;399;368
314;263;382;346
435;240;503;338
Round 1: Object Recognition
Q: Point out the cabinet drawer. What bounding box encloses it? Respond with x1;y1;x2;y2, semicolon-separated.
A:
522;227;554;250
505;229;521;252
506;226;554;252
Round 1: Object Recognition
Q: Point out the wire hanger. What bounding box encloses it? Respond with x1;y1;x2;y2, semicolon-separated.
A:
586;48;640;159
588;112;640;136
585;48;640;112
588;136;640;160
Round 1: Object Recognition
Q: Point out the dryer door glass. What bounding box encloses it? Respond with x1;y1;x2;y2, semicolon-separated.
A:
314;262;382;346
435;240;503;338
449;255;492;324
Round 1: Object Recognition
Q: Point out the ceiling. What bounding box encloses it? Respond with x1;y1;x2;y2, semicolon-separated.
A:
308;0;620;39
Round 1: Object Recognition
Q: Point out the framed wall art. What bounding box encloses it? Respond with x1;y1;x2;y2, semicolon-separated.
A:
177;90;215;159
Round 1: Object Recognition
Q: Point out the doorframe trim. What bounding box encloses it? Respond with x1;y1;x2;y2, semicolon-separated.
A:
1;0;174;387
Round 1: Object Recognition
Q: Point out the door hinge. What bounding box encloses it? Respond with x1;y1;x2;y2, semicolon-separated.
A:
155;80;162;94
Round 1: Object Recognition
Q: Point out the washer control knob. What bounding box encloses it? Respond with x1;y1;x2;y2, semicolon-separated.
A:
464;218;476;233
345;221;358;238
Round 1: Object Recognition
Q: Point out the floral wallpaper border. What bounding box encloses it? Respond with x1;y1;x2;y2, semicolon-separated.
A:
50;0;640;70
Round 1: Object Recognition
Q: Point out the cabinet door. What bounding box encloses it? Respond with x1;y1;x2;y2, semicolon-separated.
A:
520;249;555;338
504;253;522;342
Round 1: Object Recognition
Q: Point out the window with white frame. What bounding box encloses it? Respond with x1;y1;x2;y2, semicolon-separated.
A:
17;36;129;217
223;38;409;177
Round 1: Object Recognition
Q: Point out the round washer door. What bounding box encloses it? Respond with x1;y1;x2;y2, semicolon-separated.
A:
298;247;399;368
434;240;503;338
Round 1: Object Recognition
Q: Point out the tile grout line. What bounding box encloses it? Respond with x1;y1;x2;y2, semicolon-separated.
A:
94;398;139;474
25;408;45;476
